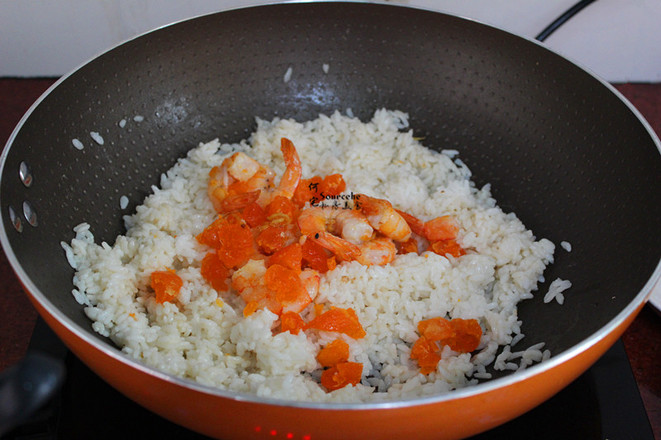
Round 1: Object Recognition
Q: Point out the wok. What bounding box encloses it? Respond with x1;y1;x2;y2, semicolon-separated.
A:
1;3;660;439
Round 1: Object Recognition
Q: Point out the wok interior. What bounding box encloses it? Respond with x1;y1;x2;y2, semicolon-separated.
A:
2;3;660;382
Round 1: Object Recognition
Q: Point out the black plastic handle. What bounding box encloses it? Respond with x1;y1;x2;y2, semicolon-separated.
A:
0;352;65;436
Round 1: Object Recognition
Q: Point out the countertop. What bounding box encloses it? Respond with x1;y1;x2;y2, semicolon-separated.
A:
1;78;660;437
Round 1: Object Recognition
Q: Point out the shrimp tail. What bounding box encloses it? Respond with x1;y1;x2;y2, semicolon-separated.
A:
356;194;411;242
312;231;361;261
274;138;303;200
395;209;425;237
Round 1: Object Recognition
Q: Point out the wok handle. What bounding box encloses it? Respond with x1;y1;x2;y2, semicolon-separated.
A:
0;351;65;436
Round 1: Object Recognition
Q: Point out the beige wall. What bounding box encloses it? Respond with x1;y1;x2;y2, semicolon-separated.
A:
1;0;660;82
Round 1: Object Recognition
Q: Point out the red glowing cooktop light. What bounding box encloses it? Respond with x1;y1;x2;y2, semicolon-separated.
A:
253;425;312;439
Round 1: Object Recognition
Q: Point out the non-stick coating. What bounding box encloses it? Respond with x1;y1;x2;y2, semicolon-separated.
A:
2;3;660;377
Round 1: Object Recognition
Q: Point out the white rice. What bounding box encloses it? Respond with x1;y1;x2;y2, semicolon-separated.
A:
72;138;84;150
543;278;572;305
283;66;293;83
90;131;104;145
61;109;558;402
560;240;572;252
119;195;129;210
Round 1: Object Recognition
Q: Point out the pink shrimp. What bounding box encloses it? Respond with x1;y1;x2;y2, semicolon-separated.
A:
355;237;397;266
208;138;301;213
395;209;460;242
296;203;373;262
356;194;411;242
297;206;373;244
312;231;361;261
282;268;319;314
220;189;262;212
207;164;231;212
271;138;302;201
231;259;320;315
394;208;425;237
231;259;267;298
311;232;396;266
244;137;304;207
230;259;281;314
208;152;275;213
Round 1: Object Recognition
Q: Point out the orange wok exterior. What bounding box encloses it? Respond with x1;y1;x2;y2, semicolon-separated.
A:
28;287;646;440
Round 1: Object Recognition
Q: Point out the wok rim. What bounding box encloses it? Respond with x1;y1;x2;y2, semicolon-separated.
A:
1;0;660;412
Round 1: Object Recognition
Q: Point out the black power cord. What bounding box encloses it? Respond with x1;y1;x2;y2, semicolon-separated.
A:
535;0;598;42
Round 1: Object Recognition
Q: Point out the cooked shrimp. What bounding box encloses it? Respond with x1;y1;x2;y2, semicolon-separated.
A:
220;189;261;212
208;164;231;212
282;268;319;314
208;152;275;213
231;167;275;201
300;268;320;301
423;215;459;242
311;231;361;261
355;237;397;266
393;209;466;257
271;138;302;201
231;259;319;315
231;259;267;299
231;259;284;315
298;206;373;244
394;209;425;237
297;204;371;262
356;194;411;242
226;151;261;181
395;209;460;242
